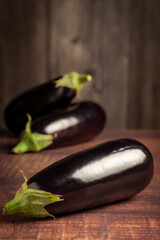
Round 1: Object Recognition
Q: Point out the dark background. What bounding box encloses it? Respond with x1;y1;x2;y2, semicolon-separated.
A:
0;0;160;130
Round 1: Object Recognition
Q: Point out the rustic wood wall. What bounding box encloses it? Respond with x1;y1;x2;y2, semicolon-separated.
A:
0;0;160;130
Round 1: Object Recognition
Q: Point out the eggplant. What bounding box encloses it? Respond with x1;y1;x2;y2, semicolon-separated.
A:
32;101;106;148
4;72;92;135
12;101;106;153
3;138;154;218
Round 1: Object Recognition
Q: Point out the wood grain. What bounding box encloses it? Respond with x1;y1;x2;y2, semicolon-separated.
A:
0;130;160;240
0;0;48;127
0;0;160;129
126;0;160;129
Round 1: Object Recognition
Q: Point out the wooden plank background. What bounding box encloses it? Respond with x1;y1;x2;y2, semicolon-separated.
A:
0;0;160;130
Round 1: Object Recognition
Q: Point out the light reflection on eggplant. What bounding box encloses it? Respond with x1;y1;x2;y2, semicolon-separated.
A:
44;117;79;133
72;149;146;183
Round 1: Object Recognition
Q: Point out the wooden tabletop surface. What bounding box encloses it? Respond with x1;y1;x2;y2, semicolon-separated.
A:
0;129;160;240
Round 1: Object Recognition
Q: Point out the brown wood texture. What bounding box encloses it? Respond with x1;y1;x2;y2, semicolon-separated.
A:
0;129;160;240
0;0;160;130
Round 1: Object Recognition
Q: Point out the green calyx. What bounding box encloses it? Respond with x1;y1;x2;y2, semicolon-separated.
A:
55;72;92;92
2;170;63;218
12;114;57;154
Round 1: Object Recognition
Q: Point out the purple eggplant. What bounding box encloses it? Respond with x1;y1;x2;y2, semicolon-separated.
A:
12;101;106;153
32;101;106;148
3;138;154;218
4;72;92;135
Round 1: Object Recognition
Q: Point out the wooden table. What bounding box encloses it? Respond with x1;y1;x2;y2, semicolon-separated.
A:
0;129;160;240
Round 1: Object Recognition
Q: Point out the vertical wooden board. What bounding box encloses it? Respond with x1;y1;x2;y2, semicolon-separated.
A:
88;0;130;129
145;0;160;129
0;0;48;129
48;0;91;76
126;0;146;128
48;0;130;128
127;0;160;129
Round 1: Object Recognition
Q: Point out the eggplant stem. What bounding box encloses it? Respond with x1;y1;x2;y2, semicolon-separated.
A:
12;114;57;154
2;170;63;218
55;72;92;92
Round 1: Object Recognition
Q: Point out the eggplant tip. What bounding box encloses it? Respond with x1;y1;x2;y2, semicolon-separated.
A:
87;74;92;82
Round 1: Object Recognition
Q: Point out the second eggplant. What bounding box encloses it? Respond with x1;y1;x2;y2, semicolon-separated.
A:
4;72;92;135
12;101;106;153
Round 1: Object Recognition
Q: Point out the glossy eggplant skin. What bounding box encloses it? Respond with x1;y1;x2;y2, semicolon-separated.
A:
4;77;76;135
28;138;154;216
31;101;106;148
